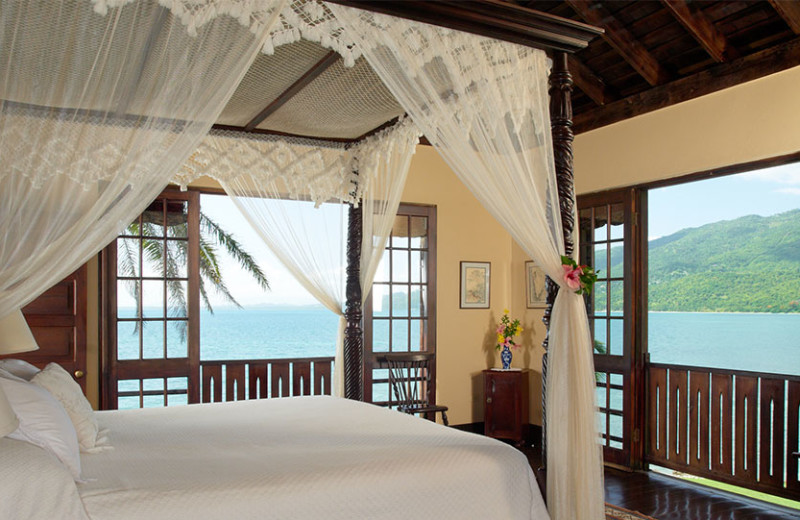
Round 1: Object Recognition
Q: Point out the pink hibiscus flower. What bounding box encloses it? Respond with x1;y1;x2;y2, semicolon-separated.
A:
562;264;583;291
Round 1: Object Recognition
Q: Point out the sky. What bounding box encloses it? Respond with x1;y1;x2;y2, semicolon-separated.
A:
648;161;800;240
204;161;800;307
122;160;800;309
199;194;326;308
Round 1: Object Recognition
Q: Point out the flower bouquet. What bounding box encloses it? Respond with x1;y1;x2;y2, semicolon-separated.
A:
496;309;521;370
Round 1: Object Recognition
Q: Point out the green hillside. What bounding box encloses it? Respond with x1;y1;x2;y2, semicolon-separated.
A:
595;208;800;313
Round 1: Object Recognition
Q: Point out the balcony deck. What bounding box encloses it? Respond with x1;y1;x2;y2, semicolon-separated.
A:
522;446;800;520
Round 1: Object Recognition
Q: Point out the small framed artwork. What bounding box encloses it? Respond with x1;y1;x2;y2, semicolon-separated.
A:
526;261;548;308
460;261;491;309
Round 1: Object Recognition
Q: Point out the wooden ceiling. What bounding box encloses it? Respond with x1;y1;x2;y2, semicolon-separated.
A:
213;1;800;141
514;0;800;133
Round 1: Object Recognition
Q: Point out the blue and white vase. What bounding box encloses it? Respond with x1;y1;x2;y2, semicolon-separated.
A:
501;345;512;370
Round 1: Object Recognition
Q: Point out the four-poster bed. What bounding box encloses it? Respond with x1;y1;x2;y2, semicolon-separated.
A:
0;1;605;519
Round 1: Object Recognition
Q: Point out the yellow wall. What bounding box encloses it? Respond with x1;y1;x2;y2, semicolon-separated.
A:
574;65;800;195
400;147;545;425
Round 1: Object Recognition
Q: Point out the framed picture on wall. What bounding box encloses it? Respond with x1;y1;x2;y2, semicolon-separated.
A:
460;261;490;309
526;261;548;308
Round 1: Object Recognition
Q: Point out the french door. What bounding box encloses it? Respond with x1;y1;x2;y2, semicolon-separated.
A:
577;188;646;468
363;204;437;407
102;190;200;409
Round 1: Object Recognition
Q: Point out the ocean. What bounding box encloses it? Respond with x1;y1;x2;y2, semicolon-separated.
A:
647;311;800;375
117;307;798;478
116;307;800;440
118;307;800;376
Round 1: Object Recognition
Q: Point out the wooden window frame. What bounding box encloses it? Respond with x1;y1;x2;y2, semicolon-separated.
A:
578;187;647;470
101;188;200;410
363;203;437;406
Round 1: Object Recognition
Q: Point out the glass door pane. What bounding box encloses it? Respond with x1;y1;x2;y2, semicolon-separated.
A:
364;206;436;407
106;190;199;409
579;191;635;467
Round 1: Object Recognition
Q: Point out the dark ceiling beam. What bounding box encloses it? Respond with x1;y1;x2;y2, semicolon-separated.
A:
662;0;738;62
326;0;603;53
212;124;357;145
769;0;800;35
573;36;800;134
244;51;340;131
565;0;671;86
567;55;616;106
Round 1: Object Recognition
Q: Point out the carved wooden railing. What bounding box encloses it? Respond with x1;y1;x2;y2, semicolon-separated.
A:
199;357;334;403
647;363;800;501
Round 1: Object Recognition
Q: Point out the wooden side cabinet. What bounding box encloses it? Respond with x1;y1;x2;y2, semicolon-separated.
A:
484;369;529;446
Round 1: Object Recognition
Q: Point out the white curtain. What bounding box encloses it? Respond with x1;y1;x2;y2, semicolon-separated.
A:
355;118;420;301
330;6;604;519
183;119;418;396
0;0;286;320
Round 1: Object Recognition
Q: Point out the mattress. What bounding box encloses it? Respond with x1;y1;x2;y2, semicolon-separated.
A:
78;396;548;519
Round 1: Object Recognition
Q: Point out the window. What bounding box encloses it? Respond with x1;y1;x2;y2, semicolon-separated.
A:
103;190;199;409
578;188;645;468
103;190;353;409
364;204;437;406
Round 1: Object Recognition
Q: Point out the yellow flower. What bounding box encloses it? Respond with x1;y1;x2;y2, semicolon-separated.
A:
518;326;524;334
496;334;504;344
503;308;509;314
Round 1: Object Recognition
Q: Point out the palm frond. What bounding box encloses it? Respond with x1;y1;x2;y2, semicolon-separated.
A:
594;340;607;382
199;236;240;311
120;206;269;321
117;233;142;329
198;276;213;314
200;212;270;291
593;339;607;355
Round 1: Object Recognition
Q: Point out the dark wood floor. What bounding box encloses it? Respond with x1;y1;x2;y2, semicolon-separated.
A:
521;446;800;520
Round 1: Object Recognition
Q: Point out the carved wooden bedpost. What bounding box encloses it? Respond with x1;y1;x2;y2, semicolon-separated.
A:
541;51;576;465
344;202;364;401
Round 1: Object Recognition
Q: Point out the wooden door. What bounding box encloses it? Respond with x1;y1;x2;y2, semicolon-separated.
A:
578;188;647;469
1;267;88;390
364;204;437;408
102;190;200;409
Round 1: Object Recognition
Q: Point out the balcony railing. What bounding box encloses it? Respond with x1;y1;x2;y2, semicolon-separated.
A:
199;357;334;403
647;362;800;501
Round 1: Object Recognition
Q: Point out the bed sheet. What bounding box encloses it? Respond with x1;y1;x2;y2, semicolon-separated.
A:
78;396;549;520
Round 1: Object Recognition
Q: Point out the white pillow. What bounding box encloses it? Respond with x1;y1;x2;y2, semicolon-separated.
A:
0;377;82;480
0;358;41;381
0;367;27;383
32;363;100;453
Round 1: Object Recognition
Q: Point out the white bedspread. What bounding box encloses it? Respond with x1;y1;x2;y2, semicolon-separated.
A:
0;438;90;520
78;396;548;520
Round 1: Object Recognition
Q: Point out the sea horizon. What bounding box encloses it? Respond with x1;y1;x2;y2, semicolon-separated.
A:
116;307;799;377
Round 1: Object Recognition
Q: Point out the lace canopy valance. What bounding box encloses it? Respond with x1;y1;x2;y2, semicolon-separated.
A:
0;2;602;518
175;116;419;206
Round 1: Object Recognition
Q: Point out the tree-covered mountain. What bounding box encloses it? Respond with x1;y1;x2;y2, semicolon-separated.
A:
594;209;800;313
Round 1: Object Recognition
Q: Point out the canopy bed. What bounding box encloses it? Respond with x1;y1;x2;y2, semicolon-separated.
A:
0;1;604;519
2;395;546;520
